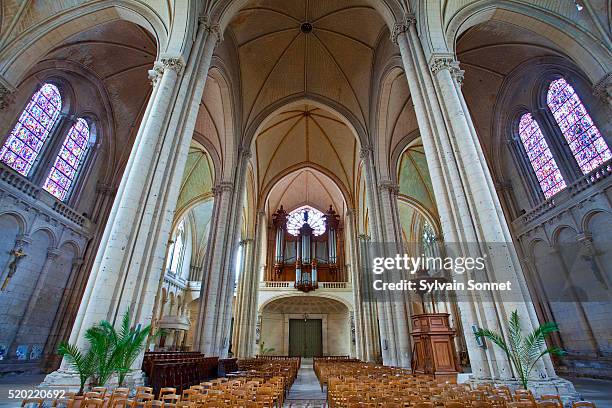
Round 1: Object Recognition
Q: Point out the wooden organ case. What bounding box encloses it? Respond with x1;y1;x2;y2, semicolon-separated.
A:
266;205;346;290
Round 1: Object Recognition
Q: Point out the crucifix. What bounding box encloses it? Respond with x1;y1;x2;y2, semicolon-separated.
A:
1;248;27;291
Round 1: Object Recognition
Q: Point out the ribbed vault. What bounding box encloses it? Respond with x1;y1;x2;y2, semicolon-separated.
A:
229;0;386;130
266;167;345;220
255;104;357;205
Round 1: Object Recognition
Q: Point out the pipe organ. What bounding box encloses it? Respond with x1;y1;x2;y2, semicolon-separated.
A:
268;205;345;290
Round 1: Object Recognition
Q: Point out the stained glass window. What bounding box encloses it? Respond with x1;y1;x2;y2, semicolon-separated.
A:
43;118;91;201
287;205;326;236
547;77;611;174
518;113;566;199
0;83;62;176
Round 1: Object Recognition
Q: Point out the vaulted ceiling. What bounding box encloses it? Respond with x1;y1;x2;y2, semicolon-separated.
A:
255;104;357;208
229;0;386;131
266;167;345;220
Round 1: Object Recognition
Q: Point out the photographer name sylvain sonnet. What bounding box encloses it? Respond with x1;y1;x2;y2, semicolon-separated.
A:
372;279;512;293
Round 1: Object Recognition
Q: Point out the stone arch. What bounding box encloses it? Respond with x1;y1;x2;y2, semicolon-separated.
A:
29;227;58;249
261;164;352;212
582;209;612;233
445;1;610;83
245;96;366;153
0;1;168;87
0;211;27;235
258;293;353;314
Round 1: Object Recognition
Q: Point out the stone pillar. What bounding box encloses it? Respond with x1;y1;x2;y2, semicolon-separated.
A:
357;234;381;363
248;209;268;355
359;147;398;366
345;208;364;360
42;17;222;389
392;15;577;396
233;238;255;357
377;180;412;368
195;182;235;357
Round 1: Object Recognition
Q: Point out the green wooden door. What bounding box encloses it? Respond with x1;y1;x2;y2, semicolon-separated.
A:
289;319;323;357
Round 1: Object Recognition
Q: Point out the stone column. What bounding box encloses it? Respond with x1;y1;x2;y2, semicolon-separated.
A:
393;15;576;396
357;233;381;363
359;147;398;366
345;208;364;360
377;180;412;368
195;182;234;357
233;238;255;357
217;150;251;357
42;17;222;389
247;209;268;356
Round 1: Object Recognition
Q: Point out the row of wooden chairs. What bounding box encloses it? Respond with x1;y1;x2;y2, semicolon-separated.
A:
317;361;597;408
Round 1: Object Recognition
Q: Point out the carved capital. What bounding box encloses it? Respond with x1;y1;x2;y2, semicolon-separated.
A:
161;58;185;75
46;248;60;260
378;180;399;195
14;234;31;248
199;15;223;44
358;233;371;241
72;257;84;268
213;181;233;195
593;72;612;105
429;54;458;75
359;145;373;159
390;13;416;44
0;83;15;110
238;146;252;160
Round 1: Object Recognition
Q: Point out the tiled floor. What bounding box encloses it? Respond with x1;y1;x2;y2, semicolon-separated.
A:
562;376;612;408
284;361;327;408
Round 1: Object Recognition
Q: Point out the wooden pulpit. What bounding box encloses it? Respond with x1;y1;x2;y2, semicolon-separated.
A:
410;313;460;382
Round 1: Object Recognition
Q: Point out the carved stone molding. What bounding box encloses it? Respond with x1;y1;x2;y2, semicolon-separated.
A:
390;13;416;44
593;72;612;105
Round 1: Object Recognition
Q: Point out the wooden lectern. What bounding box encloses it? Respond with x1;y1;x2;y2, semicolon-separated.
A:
411;313;460;382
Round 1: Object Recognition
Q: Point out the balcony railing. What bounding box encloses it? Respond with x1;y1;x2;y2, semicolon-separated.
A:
260;281;351;290
513;161;612;232
0;165;90;229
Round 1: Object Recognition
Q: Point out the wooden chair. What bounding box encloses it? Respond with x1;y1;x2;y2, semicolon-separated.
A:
108;397;130;408
506;402;534;408
538;402;561;408
471;402;492;408
161;394;181;404
82;398;105;408
444;402;466;408
143;401;163;407
159;387;177;399
414;403;435;408
51;397;74;408
540;395;562;407
91;387;107;398
131;393;154;408
21;398;44;407
135;386;153;395
572;402;596;408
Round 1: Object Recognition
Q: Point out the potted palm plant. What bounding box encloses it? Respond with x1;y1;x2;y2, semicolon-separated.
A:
474;309;566;389
57;342;95;396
